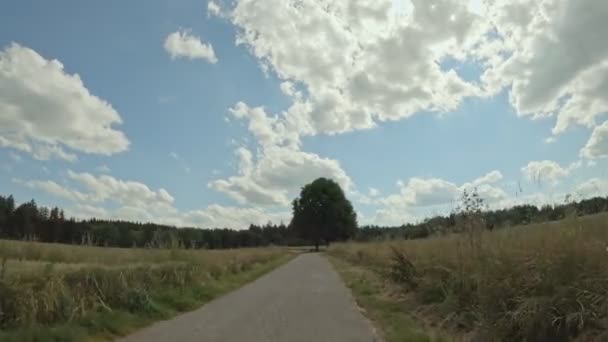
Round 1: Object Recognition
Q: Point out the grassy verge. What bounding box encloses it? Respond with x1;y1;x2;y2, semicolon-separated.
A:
329;213;608;342
327;255;445;342
0;252;294;342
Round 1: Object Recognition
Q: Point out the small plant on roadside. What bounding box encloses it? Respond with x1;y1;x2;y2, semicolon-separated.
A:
453;188;486;255
388;246;418;290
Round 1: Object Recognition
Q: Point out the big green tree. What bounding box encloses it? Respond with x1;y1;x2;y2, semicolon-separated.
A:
290;178;358;251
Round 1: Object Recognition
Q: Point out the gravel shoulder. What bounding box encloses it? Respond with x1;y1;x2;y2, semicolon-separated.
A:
117;253;380;342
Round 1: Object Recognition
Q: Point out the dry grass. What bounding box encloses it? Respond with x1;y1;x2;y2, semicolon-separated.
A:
0;239;281;266
329;213;608;341
0;240;290;340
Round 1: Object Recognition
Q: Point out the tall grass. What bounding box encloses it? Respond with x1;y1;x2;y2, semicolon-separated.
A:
329;212;608;341
0;239;278;266
0;240;289;339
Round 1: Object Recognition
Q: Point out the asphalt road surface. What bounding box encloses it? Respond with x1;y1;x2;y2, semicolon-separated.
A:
117;253;380;342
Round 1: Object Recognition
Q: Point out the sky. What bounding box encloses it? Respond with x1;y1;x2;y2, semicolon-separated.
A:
1;0;607;229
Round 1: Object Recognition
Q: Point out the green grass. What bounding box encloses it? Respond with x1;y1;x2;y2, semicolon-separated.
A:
328;255;446;342
0;240;295;342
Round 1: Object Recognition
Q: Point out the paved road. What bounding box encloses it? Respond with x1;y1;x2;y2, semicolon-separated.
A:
117;253;380;342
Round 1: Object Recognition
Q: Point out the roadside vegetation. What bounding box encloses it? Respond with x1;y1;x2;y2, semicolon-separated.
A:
3;179;608;341
0;177;357;341
0;240;292;341
328;255;446;342
330;192;608;341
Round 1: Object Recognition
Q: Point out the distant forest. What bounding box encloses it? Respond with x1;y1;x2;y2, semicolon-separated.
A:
0;193;607;249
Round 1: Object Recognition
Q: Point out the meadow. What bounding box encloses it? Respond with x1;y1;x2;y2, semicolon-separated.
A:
0;240;292;341
329;212;608;342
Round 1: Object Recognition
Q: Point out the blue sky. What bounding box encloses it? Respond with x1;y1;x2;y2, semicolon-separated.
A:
1;0;607;228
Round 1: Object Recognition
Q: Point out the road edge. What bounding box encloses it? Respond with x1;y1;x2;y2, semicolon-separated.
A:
325;254;443;342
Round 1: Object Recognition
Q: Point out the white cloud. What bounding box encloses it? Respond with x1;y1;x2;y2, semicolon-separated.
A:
256;147;352;193
209;162;288;206
375;170;507;224
0;44;129;160
222;0;608;179
228;102;300;149
480;0;608;135
70;204;109;220
470;170;503;186
368;206;418;227
521;160;570;184
461;171;508;203
218;0;607;219
382;170;506;208
182;205;290;229
495;177;608;210
475;173;608;214
494;192;558;211
545;136;557;144
67;203;176;225
17;171;288;229
371;163;600;226
207;1;223;17
368;187;380;197
354;193;373;205
69;203;289;230
13;178;88;202
165;0;608;227
32;145;77;162
279;82;299;98
476;183;508;200
43;171;176;212
575;178;608;199
211;102;353;207
170;151;180;160
210;144;352;206
229;0;484;136
401;177;460;207
164;30;218;63
581;121;608;159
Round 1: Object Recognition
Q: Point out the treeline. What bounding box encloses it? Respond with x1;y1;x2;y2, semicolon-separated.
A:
356;195;608;241
2;193;607;249
0;194;303;249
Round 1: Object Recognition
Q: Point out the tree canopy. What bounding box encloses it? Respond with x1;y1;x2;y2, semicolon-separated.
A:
290;178;358;250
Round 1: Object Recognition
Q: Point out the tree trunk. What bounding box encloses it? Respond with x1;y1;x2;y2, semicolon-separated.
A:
314;240;319;252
